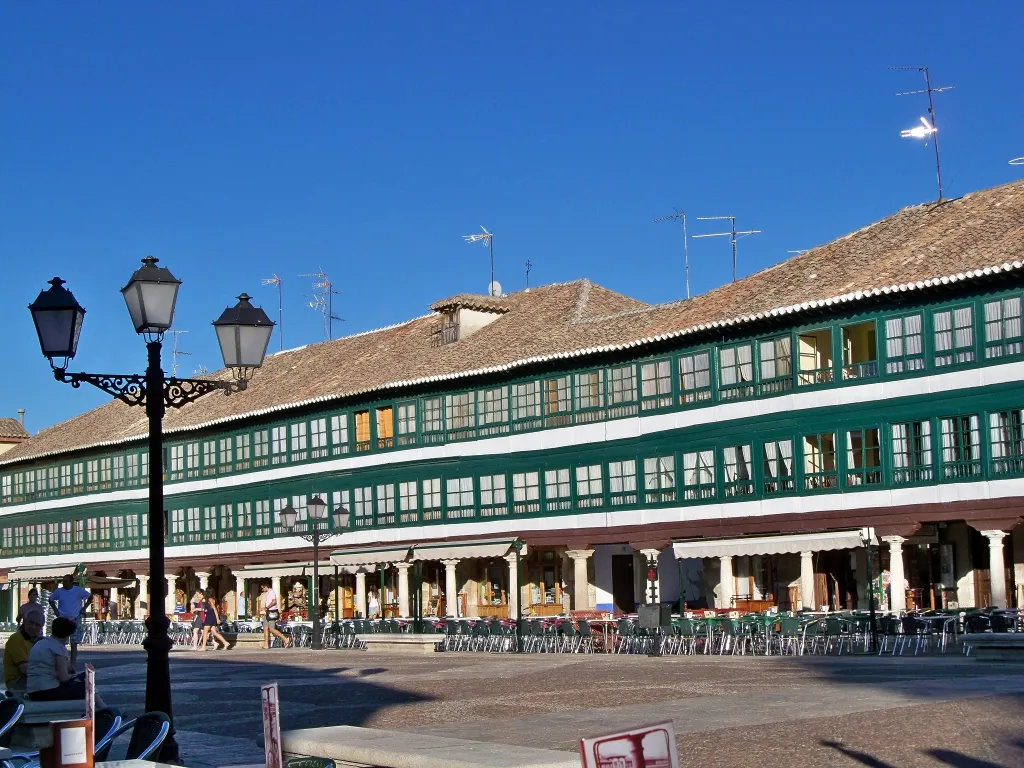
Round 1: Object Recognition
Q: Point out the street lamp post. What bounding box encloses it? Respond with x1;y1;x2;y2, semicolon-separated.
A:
28;258;275;763
861;527;878;653
279;496;350;650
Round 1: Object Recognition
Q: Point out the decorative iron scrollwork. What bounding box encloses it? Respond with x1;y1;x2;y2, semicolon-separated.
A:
56;371;147;407
163;377;236;409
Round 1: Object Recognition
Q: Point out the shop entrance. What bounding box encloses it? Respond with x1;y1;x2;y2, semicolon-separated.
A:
611;554;635;615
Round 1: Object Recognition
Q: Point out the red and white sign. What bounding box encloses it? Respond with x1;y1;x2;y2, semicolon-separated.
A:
580;721;679;768
261;682;283;768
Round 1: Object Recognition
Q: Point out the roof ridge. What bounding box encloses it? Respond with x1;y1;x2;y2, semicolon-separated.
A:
569;279;593;323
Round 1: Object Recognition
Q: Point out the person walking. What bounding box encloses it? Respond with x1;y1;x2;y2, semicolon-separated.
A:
201;591;230;650
260;583;290;649
368;589;381;620
190;590;206;650
48;575;91;671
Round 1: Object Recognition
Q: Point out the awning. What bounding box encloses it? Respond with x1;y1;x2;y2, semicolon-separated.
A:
410;538;526;562
329;545;414;568
84;576;137;589
7;564;84;582
672;530;869;560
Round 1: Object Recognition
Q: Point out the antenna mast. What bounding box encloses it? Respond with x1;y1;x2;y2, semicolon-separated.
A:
892;65;954;202
463;227;498;295
525;259;533;288
261;273;284;351
300;267;344;340
654;209;691;299
169;330;191;377
693;216;761;283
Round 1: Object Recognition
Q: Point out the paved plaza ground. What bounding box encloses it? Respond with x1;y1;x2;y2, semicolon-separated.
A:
82;646;1024;768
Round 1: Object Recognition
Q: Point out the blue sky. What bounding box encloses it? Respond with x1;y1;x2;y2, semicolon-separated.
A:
2;5;1022;432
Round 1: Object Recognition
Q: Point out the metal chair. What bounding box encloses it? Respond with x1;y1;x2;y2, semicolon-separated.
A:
0;699;25;748
95;712;170;763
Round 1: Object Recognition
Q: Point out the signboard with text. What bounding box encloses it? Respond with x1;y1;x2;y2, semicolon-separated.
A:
580;721;679;768
261;682;283;768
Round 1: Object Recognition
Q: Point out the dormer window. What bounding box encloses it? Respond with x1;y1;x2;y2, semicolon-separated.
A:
429;293;510;346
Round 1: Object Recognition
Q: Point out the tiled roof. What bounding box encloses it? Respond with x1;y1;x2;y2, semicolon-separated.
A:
5;180;1024;466
0;418;28;440
428;293;513;313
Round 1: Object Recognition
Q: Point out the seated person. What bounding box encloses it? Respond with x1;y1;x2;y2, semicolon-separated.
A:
4;606;44;693
27;617;105;706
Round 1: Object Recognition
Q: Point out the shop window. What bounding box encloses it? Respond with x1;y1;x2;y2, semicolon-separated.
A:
802;433;837;490
644;456;676;504
846;428;882;486
989;409;1024;475
640;360;673;410
934;307;974;367
798;330;833;386
446;477;475;519
722;445;753;497
479;474;508;517
683;450;716;500
842;322;878;380
984;297;1023;359
421;478;442;521
884;314;925;374
330;414;350;455
758;337;793;395
512;472;540;514
376;407;394;449
544;468;571;511
718;344;754;400
607;364;638;418
575;464;603;508
891;421;933;483
939;415;981;479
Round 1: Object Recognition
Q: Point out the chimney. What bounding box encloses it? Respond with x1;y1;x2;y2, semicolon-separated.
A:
17;408;25;426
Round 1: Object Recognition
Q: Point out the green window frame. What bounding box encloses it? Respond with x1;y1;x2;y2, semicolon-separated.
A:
543;376;572;426
575;371;605;423
219;503;234;538
271;426;288;464
399;481;418;524
802;433;837;491
644;456;676;504
758;337;793;395
845;428;882;486
640;360;673;411
290;422;308;462
0;475;9;503
421;398;444;443
203;440;218;476
989;409;1024;476
60;465;73;495
723;444;754;497
884;313;925;374
512;471;540;514
478;387;509;435
983;297;1023;359
683;449;716;500
235;433;252;470
376;483;396;526
939;414;981;479
126;455;139;486
330;414;350;454
511;381;542;429
446;477;476;519
396;403;417;446
678;351;712;405
218;437;234;471
253;429;270;468
86;459;99;489
236;502;253;538
608;460;638;506
891;421;933;484
479;473;508;517
718;344;754;401
352;486;373;528
607;364;638;417
202;506;218;541
310;418;328;458
446;392;476;434
575;464;603;508
185;443;200;478
934;306;975;367
48;466;60;495
543;468;571;511
170;509;185;539
421;478;442;521
126;515;139;544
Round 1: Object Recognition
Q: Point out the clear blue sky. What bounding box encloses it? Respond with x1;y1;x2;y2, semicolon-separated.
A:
2;5;1022;432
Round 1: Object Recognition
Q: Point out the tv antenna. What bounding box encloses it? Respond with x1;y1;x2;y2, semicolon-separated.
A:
261;273;284;351
692;216;761;283
1010;157;1024;166
525;259;533;288
892;66;954;202
463;226;498;296
169;329;191;377
654;208;691;299
299;267;344;340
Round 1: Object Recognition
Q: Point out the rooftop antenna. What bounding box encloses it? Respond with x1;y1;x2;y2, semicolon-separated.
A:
525;259;533;289
299;267;344;340
1010;157;1024;166
692;216;761;283
891;66;954;202
463;226;498;296
787;250;808;255
169;329;191;377
653;208;691;299
261;273;284;351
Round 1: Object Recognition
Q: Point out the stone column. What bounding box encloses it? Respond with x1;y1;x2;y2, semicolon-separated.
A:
394;563;412;618
354;570;367;618
164;574;177;616
235;575;246;618
718;555;734;609
882;536;907;612
981;530;1009;609
135;575;149;618
196;571;210;592
271;576;282;605
504;554;519;618
441;559;460;617
800;551;816;611
566;549;595;611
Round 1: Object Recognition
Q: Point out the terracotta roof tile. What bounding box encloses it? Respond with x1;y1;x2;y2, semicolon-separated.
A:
5;180;1024;466
0;418;28;440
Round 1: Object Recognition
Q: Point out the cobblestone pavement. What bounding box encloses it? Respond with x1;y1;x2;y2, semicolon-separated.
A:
81;646;1024;768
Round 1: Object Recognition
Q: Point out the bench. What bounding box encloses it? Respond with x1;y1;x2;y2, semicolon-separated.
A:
354;633;442;654
964;632;1024;660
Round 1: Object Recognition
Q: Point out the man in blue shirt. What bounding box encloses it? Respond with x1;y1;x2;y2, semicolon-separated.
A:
48;574;91;670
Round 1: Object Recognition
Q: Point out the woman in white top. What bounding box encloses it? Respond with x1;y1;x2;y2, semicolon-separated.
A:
368;589;381;619
28;617;104;706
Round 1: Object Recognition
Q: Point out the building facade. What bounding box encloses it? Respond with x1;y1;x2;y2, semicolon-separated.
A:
2;182;1024;622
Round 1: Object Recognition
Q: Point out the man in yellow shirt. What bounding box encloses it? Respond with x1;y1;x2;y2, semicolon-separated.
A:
4;606;44;692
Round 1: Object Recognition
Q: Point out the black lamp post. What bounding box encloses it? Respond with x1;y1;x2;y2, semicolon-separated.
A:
279;496;349;650
861;527;878;653
511;539;524;653
28;258;274;763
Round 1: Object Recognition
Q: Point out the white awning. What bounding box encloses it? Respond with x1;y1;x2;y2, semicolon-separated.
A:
672;530;869;560
410;538;526;562
329;545;413;568
7;563;83;581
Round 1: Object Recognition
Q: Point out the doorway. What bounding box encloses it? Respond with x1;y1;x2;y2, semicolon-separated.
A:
611;555;635;615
